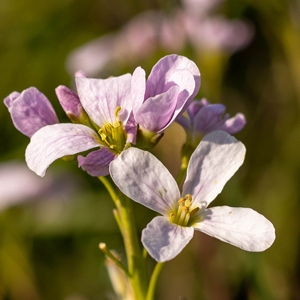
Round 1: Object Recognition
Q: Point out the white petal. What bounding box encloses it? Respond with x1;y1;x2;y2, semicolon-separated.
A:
142;216;194;262
26;124;101;177
109;148;180;215
183;130;246;207
131;66;146;114
194;206;275;251
75;74;132;126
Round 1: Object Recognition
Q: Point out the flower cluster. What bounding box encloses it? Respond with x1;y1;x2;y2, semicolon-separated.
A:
4;55;200;177
4;54;275;268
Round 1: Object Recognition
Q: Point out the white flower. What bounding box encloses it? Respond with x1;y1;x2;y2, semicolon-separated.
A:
110;131;275;262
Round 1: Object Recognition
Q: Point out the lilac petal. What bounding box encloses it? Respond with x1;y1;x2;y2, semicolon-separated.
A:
109;147;180;215
194;206;275;251
183;131;245;207
4;91;20;108
141;216;194;262
193;104;227;134
55;85;82;118
187;98;209;122
159;69;197;131
134;86;179;132
78;148;116;176
175;114;191;131
4;87;59;137
218;113;246;134
75;74;132;127
145;54;200;101
26;124;101;177
124;116;137;144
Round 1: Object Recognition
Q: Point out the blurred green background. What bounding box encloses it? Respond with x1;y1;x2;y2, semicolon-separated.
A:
1;0;300;299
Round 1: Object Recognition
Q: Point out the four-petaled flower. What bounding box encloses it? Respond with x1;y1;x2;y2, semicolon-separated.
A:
176;98;246;147
110;130;275;262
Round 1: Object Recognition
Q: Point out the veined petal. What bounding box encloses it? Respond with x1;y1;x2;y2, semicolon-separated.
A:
159;69;196;132
55;85;82;118
109;148;180;215
134;86;179;132
187;99;210;122
193;206;275;251
75;74;132;126
26;124;101;177
183;131;245;207
145;54;200;101
193;104;227;134
141;216;194;262
5;87;58;137
78;148;116;176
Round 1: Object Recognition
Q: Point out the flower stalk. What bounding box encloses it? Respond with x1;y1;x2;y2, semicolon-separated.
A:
146;262;165;300
98;176;148;300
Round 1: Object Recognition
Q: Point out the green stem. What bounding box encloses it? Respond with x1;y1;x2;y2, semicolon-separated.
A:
176;156;188;185
146;263;165;300
98;176;148;300
117;193;148;300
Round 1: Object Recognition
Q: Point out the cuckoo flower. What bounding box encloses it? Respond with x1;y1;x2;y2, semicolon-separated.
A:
110;131;275;262
132;54;201;149
25;72;137;177
4;87;59;137
176;98;246;147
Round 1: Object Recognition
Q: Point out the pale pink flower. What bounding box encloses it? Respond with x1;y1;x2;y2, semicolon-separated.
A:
110;131;275;262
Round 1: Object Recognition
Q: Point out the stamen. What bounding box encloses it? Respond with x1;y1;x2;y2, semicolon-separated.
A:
115;106;121;119
169;213;175;222
169;194;200;227
178;197;185;204
184;199;191;207
185;194;192;201
190;207;199;217
175;205;183;223
97;111;127;154
183;213;190;227
178;206;188;225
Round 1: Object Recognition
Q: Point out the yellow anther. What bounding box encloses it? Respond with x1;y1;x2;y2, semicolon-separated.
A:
185;199;191;207
169;194;200;227
185;194;192;201
178;197;185;205
115;106;122;119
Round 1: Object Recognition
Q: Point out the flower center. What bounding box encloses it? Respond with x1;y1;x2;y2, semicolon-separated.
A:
168;194;199;227
98;106;128;154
